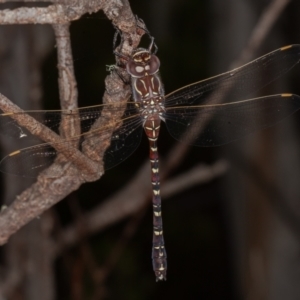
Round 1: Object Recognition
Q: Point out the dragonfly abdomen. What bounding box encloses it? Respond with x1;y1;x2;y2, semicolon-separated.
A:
144;118;167;281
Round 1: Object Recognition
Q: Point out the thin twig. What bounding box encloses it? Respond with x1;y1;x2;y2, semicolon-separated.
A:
162;160;229;198
0;3;103;24
52;23;82;153
53;24;78;111
236;0;291;68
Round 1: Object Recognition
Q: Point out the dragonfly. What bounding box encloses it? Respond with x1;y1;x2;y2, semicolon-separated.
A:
0;37;300;281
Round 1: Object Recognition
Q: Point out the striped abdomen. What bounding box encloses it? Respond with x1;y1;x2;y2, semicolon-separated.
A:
144;118;167;281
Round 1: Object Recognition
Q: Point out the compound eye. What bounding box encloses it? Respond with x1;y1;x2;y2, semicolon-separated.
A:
148;55;160;74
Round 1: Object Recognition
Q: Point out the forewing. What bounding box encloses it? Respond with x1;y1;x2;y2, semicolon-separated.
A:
165;45;300;107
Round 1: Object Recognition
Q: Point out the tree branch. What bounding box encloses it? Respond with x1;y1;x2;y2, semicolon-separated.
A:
0;2;103;24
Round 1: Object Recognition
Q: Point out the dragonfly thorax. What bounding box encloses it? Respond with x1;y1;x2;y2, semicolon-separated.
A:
126;48;165;123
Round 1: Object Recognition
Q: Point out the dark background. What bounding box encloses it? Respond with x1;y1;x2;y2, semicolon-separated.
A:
1;0;300;299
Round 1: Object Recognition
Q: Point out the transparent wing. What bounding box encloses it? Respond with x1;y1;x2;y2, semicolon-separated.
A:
164;94;300;146
0;144;59;178
0;102;139;140
104;119;143;170
165;45;300;107
0;103;143;177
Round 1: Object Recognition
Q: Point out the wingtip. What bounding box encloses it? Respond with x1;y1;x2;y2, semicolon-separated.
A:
8;150;21;157
281;45;294;51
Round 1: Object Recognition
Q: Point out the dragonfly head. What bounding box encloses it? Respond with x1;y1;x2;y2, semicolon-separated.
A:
126;48;160;77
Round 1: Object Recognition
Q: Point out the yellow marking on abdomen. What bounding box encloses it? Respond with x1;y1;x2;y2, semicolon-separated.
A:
9;150;21;156
281;93;292;97
154;211;162;217
154;230;163;236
